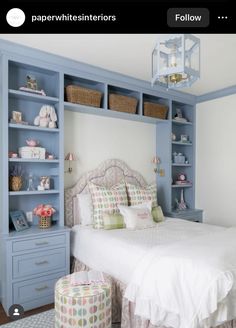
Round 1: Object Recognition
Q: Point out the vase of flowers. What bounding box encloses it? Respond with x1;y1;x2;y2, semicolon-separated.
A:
33;204;56;229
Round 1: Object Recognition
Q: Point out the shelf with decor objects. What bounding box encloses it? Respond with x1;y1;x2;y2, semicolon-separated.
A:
6;61;64;230
166;101;203;222
0;57;70;315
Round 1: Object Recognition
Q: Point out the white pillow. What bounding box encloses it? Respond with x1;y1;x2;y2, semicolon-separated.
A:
77;193;93;226
118;202;155;230
132;201;152;211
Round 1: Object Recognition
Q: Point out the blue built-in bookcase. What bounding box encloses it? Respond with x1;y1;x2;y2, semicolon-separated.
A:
0;39;202;314
0;50;70;314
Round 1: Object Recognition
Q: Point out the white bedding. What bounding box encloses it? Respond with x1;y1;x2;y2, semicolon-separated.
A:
125;226;236;328
71;218;225;284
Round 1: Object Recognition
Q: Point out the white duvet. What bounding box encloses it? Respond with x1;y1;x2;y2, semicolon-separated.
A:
125;227;236;328
71;218;224;284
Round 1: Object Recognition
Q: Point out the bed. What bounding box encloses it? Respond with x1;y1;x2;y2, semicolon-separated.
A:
65;159;236;328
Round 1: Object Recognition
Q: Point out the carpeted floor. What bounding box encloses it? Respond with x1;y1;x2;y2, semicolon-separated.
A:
1;309;121;327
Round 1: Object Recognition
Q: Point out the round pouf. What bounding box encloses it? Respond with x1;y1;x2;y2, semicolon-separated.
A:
55;273;112;328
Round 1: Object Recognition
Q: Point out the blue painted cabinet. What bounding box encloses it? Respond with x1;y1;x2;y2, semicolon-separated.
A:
0;52;70;315
3;229;70;313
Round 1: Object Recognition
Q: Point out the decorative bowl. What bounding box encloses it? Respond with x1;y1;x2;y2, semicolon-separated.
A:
26;139;38;147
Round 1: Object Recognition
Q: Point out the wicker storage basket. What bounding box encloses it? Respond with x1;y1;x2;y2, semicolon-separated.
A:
109;94;138;114
66;85;102;108
144;102;168;119
39;216;51;229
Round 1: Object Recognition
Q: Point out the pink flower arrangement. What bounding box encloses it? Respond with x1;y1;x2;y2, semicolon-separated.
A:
33;204;56;218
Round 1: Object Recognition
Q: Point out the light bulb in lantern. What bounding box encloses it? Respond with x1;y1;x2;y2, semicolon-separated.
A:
170;46;177;67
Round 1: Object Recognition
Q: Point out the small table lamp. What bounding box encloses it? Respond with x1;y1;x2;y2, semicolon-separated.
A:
65;152;76;173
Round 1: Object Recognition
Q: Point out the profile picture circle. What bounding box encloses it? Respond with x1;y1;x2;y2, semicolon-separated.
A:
6;8;25;27
8;304;24;320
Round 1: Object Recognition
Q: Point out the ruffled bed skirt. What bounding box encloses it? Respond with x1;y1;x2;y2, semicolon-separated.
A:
72;258;236;328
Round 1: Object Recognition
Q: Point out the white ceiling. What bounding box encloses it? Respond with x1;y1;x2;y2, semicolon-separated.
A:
1;34;236;96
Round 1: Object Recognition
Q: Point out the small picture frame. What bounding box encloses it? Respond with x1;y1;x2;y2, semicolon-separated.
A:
40;176;50;190
12;111;22;123
180;134;189;143
10;210;29;232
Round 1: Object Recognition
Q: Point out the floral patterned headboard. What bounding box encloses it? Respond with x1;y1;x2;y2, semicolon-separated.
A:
64;159;147;227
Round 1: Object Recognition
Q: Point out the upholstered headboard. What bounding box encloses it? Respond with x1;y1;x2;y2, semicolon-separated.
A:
64;159;147;227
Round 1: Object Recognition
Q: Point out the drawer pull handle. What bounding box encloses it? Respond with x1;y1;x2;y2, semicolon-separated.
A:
35;260;49;266
35;241;49;246
35;285;49;292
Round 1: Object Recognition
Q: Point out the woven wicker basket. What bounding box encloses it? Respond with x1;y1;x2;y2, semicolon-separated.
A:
39;216;51;229
66;85;102;108
144;102;168;119
109;94;138;114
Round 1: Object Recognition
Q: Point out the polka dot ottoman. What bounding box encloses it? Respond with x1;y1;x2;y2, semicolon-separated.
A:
55;273;112;328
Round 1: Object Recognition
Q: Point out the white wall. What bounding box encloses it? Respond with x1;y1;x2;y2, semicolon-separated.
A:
64;111;156;189
196;94;236;226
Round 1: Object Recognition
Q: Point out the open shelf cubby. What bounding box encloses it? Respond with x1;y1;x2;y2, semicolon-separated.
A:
9;61;59;98
8;95;60;129
143;94;169;120
172;101;194;123
9;193;60;225
9;129;59;159
108;85;140;114
64;74;105;108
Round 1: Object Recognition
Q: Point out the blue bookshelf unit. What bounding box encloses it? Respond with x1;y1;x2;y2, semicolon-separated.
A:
0;39;202;314
0;50;70;315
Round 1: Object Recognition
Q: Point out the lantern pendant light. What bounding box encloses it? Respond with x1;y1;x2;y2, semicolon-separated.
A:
151;34;200;89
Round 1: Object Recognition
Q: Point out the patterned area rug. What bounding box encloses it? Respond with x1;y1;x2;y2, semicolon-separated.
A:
1;309;121;327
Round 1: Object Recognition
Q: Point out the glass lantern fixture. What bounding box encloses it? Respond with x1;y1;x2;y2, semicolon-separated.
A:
151;34;200;89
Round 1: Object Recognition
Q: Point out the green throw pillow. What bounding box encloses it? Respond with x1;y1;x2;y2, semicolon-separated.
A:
152;206;164;223
103;213;125;230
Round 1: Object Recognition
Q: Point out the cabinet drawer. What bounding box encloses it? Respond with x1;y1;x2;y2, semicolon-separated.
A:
12;234;66;253
13;271;64;305
13;248;66;279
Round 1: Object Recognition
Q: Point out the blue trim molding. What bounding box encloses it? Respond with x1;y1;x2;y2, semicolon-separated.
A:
197;85;236;103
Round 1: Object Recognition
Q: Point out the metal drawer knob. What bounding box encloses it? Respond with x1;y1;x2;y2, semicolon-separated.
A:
35;285;49;292
35;241;49;246
35;260;49;266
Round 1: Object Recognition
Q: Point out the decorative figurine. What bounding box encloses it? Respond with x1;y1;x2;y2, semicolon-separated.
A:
26;75;38;90
27;173;36;191
19;74;46;96
174;108;188;123
175;189;187;211
175;173;191;185
26;139;39;147
180;134;189;143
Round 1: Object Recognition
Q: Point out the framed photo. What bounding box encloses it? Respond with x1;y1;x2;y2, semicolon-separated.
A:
10;210;29;232
40;176;50;190
12;111;22;123
180;134;189;143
